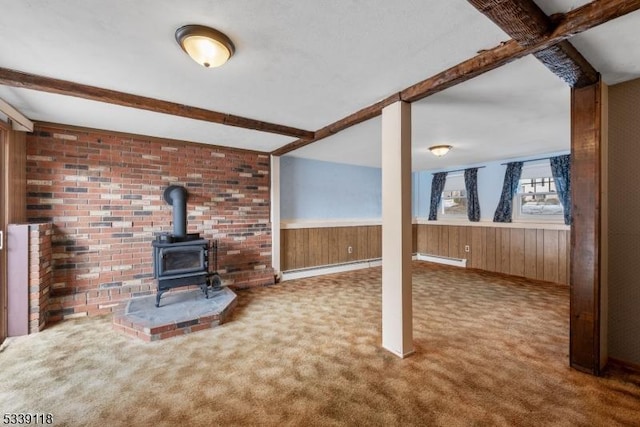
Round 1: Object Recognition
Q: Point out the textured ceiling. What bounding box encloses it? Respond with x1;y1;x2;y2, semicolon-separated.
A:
1;0;639;170
291;54;570;170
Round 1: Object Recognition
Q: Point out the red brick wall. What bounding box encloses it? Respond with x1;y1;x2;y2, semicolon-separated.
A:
26;124;274;321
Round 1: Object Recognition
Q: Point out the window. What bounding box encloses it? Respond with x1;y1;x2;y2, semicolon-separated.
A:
440;173;467;217
514;163;563;221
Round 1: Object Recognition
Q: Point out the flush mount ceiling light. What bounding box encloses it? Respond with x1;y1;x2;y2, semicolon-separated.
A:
175;25;235;68
429;145;452;157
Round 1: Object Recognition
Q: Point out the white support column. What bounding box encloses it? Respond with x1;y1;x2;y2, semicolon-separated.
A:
381;100;414;358
270;155;281;277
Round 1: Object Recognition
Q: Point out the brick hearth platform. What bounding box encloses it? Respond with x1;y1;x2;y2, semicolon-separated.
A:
113;288;237;341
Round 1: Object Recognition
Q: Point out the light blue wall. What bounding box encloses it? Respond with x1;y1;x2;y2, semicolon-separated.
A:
280;156;381;220
281;151;570;222
413;151;570;221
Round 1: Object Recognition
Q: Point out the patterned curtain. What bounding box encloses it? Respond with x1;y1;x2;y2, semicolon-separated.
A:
550;154;572;225
464;168;480;222
428;172;447;220
493;162;523;222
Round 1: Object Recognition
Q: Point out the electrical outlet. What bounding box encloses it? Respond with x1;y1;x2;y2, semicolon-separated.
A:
348;246;353;254
464;245;470;253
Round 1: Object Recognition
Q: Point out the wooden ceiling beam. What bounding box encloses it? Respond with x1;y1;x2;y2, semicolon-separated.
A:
0;67;315;140
467;0;552;46
271;93;400;156
467;0;598;87
399;38;524;103
404;0;640;102
274;0;640;156
533;40;599;88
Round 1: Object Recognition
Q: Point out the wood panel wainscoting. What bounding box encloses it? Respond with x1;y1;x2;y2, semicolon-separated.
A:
281;222;570;286
281;225;382;271
415;223;570;285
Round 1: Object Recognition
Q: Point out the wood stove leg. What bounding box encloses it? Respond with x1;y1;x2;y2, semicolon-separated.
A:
155;290;165;308
200;282;210;299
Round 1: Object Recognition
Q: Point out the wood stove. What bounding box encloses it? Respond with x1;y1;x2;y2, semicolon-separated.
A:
152;235;210;307
151;185;218;307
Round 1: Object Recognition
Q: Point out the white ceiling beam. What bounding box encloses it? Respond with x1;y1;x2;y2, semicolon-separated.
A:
0;98;34;132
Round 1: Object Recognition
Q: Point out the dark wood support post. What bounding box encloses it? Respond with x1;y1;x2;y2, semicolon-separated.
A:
570;77;604;374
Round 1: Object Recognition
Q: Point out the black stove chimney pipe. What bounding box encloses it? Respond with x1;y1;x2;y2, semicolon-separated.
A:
163;185;188;237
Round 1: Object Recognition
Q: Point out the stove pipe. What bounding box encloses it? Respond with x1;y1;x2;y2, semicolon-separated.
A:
163;185;188;237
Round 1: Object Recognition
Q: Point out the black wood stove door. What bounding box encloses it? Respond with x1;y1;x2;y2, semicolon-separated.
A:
157;245;208;278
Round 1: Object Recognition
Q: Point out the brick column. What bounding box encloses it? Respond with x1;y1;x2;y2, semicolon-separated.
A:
28;223;52;332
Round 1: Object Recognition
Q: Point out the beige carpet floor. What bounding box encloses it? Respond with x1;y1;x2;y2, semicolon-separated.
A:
1;262;639;426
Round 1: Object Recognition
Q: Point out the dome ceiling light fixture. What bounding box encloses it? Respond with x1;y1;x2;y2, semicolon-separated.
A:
175;24;235;68
429;144;452;157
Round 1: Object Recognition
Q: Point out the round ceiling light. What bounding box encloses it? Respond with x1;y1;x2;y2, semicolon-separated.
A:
175;25;235;68
428;145;452;157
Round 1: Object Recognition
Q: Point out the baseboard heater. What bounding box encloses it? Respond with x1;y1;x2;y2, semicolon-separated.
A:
282;258;382;281
281;254;466;281
415;253;467;268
